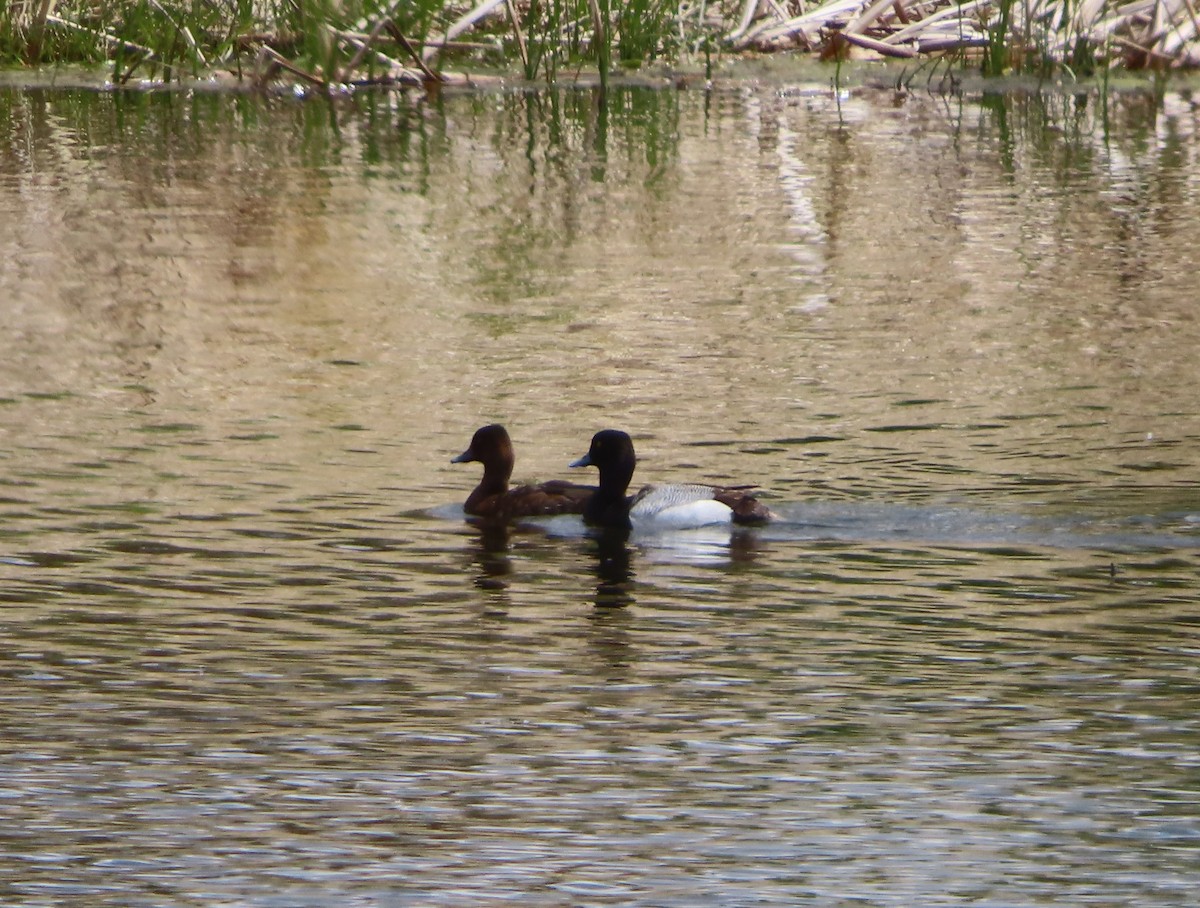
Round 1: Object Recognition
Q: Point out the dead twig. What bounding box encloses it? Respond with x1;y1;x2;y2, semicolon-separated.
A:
505;0;531;73
384;21;445;82
255;44;328;89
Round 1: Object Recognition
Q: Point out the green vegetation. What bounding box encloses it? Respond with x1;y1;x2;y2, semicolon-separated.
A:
0;0;693;86
0;0;1196;87
981;0;1013;78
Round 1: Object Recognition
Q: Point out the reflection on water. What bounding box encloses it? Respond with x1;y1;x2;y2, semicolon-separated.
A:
1;79;1199;905
588;529;636;610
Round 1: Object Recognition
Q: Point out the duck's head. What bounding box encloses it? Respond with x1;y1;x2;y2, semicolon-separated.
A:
570;429;636;491
452;424;515;481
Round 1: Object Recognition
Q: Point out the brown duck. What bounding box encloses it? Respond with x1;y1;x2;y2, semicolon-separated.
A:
452;424;594;521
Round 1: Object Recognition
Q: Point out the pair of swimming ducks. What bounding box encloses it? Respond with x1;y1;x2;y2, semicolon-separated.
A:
453;425;772;529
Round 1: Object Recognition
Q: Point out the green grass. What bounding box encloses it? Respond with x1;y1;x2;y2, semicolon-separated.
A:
616;0;673;65
981;0;1014;77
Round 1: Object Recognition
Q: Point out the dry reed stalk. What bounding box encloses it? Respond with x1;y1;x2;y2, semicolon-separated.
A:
1181;0;1200;37
384;22;445;81
422;0;507;62
335;34;413;82
325;19;444;84
504;0;531;73
1154;0;1200;54
729;0;764;40
917;32;989;51
1113;33;1180;61
25;0;56;61
147;0;205;66
733;0;863;48
585;0;607;51
1073;0;1109;31
255;44;328;87
882;0;987;45
336;15;396;82
764;0;795;24
732;0;1200;66
843;0;905;35
841;30;917;54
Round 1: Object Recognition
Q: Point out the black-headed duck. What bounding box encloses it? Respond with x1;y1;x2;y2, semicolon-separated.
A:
569;429;773;529
452;424;594;521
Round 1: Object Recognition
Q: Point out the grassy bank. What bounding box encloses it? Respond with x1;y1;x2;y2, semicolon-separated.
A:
1;0;1196;88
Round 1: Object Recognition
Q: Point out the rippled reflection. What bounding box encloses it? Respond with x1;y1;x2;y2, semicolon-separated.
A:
0;79;1199;905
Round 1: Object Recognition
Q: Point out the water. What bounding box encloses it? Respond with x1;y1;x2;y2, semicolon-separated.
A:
1;77;1199;905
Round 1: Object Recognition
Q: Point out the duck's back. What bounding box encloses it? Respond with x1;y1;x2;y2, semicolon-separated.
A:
472;480;593;521
523;480;594;515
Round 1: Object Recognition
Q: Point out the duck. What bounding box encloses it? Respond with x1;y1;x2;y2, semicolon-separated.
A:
452;424;594;521
569;429;773;529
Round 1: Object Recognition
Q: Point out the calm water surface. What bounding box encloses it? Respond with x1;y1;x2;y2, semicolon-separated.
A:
1;76;1199;905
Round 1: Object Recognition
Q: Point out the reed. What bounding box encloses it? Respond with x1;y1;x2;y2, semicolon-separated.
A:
981;0;1014;76
1;1;1196;82
734;0;1200;74
615;0;672;64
